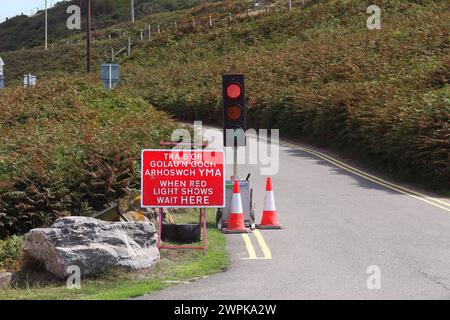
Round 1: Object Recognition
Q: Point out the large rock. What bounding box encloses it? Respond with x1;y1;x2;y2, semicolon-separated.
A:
23;216;159;279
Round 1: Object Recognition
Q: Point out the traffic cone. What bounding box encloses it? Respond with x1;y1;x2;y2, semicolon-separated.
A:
224;180;249;233
257;177;284;229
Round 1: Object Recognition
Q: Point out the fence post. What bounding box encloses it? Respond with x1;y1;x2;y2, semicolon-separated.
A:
229;12;232;22
140;29;143;41
174;21;177;31
289;0;292;11
157;25;161;33
148;25;151;40
247;9;250;17
192;18;195;27
209;16;212;27
128;36;131;56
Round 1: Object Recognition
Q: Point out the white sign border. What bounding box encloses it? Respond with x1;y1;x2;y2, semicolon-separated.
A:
140;149;226;208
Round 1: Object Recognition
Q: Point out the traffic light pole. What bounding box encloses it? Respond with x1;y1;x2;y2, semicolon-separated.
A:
233;146;238;180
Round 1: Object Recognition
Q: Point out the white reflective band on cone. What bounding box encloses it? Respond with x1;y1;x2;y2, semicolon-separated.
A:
264;191;276;211
231;193;243;214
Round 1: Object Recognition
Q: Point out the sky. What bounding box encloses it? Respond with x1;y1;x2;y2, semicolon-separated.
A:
0;0;65;22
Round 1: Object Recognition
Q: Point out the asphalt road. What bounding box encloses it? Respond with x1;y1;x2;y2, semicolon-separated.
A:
137;129;450;300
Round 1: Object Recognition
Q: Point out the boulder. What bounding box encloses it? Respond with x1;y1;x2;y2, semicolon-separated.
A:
23;216;159;279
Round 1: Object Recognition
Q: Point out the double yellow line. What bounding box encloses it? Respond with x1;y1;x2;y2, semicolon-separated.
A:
280;141;450;212
242;230;272;260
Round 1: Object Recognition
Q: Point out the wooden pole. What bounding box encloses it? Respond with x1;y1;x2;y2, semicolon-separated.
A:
44;0;48;51
87;0;92;73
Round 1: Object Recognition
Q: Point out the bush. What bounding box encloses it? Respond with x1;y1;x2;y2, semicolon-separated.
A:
0;76;177;239
0;235;24;271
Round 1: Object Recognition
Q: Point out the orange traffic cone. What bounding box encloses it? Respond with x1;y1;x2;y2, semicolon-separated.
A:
224;180;249;233
257;177;284;229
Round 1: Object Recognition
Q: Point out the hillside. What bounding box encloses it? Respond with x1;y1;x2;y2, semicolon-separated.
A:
0;0;449;236
0;0;217;52
125;0;449;190
0;75;176;239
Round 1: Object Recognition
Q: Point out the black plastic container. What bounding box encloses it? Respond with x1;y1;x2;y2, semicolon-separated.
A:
161;223;201;243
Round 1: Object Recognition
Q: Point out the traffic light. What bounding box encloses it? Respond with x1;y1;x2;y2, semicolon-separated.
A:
223;74;246;147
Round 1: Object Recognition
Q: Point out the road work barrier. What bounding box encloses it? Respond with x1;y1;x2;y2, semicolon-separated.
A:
257;177;284;229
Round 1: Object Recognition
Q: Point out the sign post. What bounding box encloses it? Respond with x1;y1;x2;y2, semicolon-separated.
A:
100;63;119;89
23;74;37;88
141;149;225;254
0;57;4;89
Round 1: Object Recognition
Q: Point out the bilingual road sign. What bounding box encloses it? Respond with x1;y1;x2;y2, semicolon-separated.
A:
141;150;225;208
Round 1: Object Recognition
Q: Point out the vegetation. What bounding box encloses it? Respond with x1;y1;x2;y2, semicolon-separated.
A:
0;210;228;300
0;235;23;272
3;0;447;190
0;0;448;238
0;76;176;239
0;0;219;52
120;0;449;190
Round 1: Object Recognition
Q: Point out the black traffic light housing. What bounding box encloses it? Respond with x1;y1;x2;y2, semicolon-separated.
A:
223;74;246;147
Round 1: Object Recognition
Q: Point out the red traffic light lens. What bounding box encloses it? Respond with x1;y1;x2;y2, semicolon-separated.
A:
227;105;242;120
226;83;242;99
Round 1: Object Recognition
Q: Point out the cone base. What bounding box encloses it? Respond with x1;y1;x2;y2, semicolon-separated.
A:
222;228;252;234
256;224;285;230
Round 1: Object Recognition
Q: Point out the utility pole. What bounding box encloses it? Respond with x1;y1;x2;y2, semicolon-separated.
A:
45;0;48;51
131;0;135;23
87;0;92;73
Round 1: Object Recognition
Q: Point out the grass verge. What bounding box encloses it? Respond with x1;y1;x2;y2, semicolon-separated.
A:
0;209;228;300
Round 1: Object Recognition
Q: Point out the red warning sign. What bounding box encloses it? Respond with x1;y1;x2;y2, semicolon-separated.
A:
141;150;225;208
